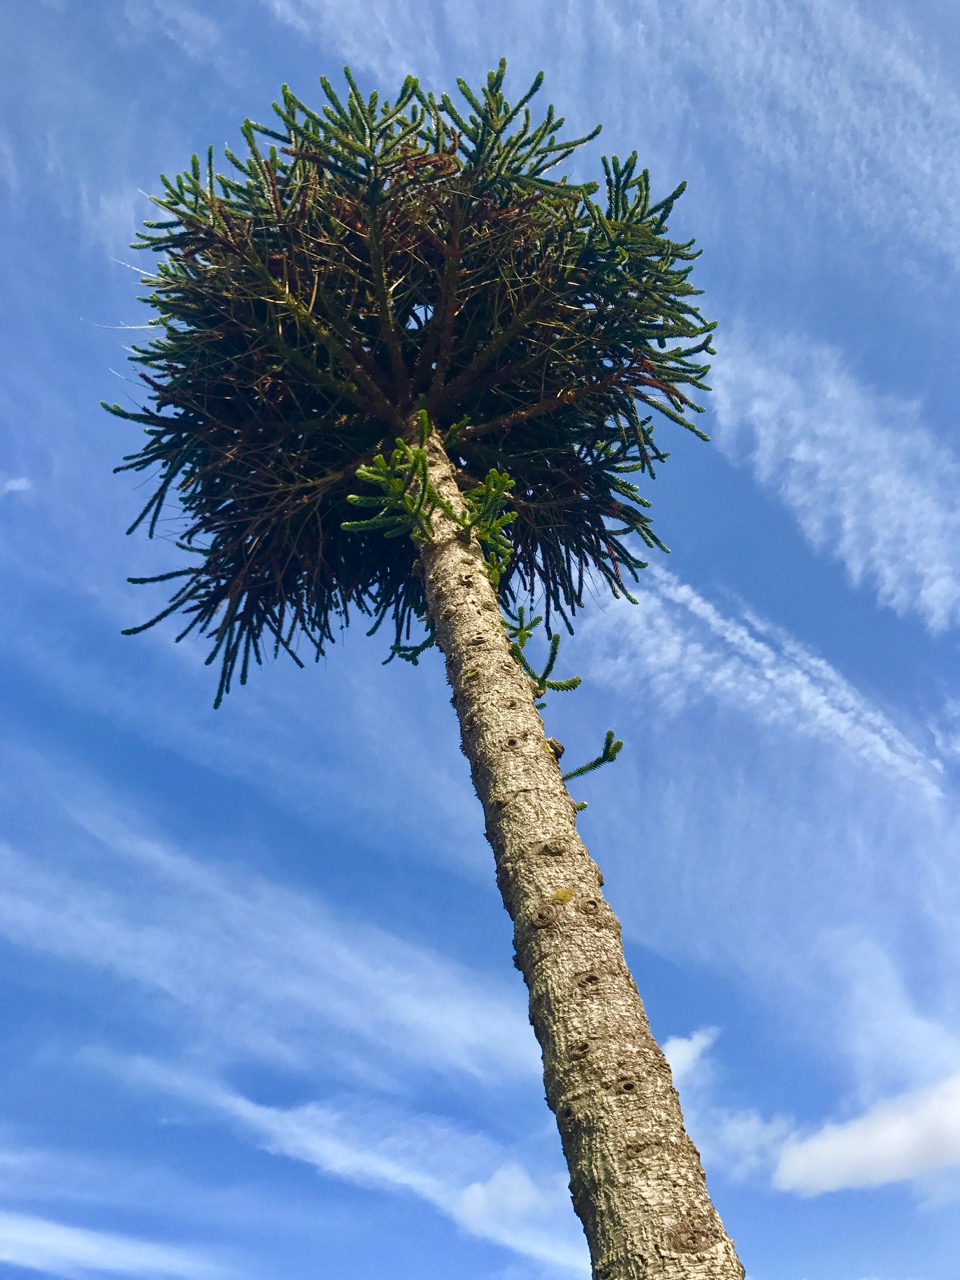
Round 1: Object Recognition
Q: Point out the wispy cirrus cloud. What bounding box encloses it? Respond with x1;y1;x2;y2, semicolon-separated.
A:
578;573;960;1146
712;328;960;633
258;0;960;265
263;0;445;83
0;758;581;1271
640;0;960;265
0;758;534;1083
0;1211;228;1280
75;181;151;256
108;1057;589;1277
0;132;16;191
823;933;960;1102
0;604;486;878
120;0;223;61
583;566;942;796
931;697;960;767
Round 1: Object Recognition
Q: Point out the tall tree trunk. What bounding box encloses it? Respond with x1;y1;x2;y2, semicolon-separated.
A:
417;428;745;1280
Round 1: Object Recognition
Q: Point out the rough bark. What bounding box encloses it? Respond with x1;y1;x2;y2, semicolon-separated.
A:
417;429;745;1280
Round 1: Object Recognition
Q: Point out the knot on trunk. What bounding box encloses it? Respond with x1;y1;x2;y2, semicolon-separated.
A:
530;901;559;929
664;1219;721;1254
536;838;568;857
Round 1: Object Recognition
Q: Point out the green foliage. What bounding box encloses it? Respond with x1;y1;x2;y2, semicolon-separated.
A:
562;730;624;784
505;605;582;706
340;411;517;666
343;410;516;576
460;466;516;586
344;437;436;543
107;60;715;703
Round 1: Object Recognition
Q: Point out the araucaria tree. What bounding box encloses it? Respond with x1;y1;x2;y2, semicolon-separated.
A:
107;63;744;1280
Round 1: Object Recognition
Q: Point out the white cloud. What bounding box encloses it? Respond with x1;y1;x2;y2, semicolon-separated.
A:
0;770;536;1082
0;1137;347;1260
0;133;16;191
663;1026;720;1088
0;1211;226;1279
576;575;960;1109
821;933;960;1101
930;697;960;766
76;181;148;256
0;476;31;498
0;760;581;1270
109;1060;589;1276
661;1028;793;1183
775;1070;960;1195
578;573;960;1182
455;1163;585;1274
658;969;960;1200
712;328;960;633
651;0;960;265
262;0;444;84
257;0;960;265
121;0;222;60
0;528;487;883
583;567;942;796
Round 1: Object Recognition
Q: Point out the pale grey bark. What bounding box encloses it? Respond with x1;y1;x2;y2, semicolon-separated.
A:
417;429;744;1280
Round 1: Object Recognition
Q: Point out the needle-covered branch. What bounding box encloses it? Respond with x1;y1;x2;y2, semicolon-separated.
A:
107;60;714;700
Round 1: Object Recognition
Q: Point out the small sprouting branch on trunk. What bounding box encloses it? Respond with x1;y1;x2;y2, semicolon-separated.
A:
562;729;624;782
343;421;438;543
505;605;581;706
345;416;517;663
504;605;621;810
460;466;516;589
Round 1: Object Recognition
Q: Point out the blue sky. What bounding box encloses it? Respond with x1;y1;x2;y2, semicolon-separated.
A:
1;1;959;1277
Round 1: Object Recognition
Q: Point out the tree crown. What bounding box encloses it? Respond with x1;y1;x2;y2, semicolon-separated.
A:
107;61;715;704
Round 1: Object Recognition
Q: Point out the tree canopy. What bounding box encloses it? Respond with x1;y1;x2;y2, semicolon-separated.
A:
107;61;715;704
